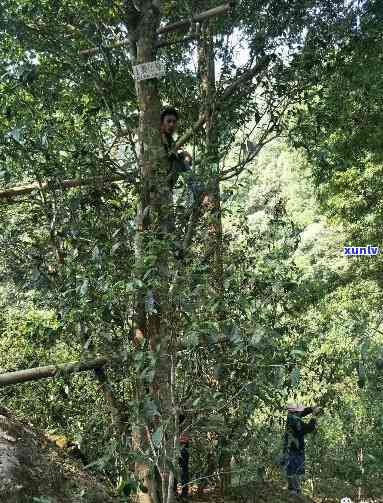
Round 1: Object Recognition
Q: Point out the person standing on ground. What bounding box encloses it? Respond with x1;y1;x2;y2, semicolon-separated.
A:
281;403;321;495
174;413;190;499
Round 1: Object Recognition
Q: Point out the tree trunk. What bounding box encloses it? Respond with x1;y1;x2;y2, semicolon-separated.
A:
198;21;231;491
197;21;231;493
198;24;224;301
129;2;175;502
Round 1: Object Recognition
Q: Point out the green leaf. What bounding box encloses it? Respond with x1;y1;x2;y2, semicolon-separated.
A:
186;332;199;347
360;340;369;358
31;269;40;282
251;326;265;345
146;370;155;383
133;351;145;362
151;426;163;448
143;399;160;419
230;325;242;344
92;246;100;260
6;127;22;142
291;349;305;358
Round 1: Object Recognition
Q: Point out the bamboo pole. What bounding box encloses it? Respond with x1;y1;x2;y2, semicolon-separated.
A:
0;357;110;387
79;3;235;56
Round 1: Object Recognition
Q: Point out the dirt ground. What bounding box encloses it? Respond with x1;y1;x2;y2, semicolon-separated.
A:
0;406;115;503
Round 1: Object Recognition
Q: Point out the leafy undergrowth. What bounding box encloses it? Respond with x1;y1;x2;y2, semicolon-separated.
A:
186;483;314;503
185;481;383;503
1;405;382;503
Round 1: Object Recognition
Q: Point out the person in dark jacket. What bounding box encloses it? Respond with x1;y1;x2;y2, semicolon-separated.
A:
282;403;320;495
160;107;202;200
174;414;190;499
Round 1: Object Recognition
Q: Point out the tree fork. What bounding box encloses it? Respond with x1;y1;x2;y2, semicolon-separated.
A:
79;3;235;56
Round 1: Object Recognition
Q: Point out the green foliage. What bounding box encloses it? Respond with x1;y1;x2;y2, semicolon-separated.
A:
0;0;382;500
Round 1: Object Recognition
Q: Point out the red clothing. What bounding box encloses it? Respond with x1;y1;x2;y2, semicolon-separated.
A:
179;433;190;445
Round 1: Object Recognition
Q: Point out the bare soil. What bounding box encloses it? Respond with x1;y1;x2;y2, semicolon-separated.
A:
0;406;116;503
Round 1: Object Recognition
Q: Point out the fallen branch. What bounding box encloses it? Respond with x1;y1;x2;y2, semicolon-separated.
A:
0;356;111;387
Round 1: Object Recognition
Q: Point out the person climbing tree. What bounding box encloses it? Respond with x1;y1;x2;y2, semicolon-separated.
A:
281;403;321;495
160;107;202;203
174;413;190;499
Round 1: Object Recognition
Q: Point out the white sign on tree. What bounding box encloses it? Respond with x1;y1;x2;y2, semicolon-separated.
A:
133;61;166;81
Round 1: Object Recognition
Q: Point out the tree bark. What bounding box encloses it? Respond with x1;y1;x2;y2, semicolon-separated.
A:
79;3;234;55
0;357;110;387
198;21;231;493
129;2;175;501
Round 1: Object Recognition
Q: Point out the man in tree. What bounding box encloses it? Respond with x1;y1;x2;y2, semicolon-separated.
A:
160;107;200;201
281;403;320;495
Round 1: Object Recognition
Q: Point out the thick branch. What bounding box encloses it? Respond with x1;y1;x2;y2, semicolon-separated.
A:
157;3;233;35
79;3;234;56
0;357;110;387
0;337;239;388
175;114;207;149
220;55;272;102
176;55;272;149
0;173;135;200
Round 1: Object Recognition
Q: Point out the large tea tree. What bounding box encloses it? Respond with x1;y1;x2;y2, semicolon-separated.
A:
0;1;362;501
